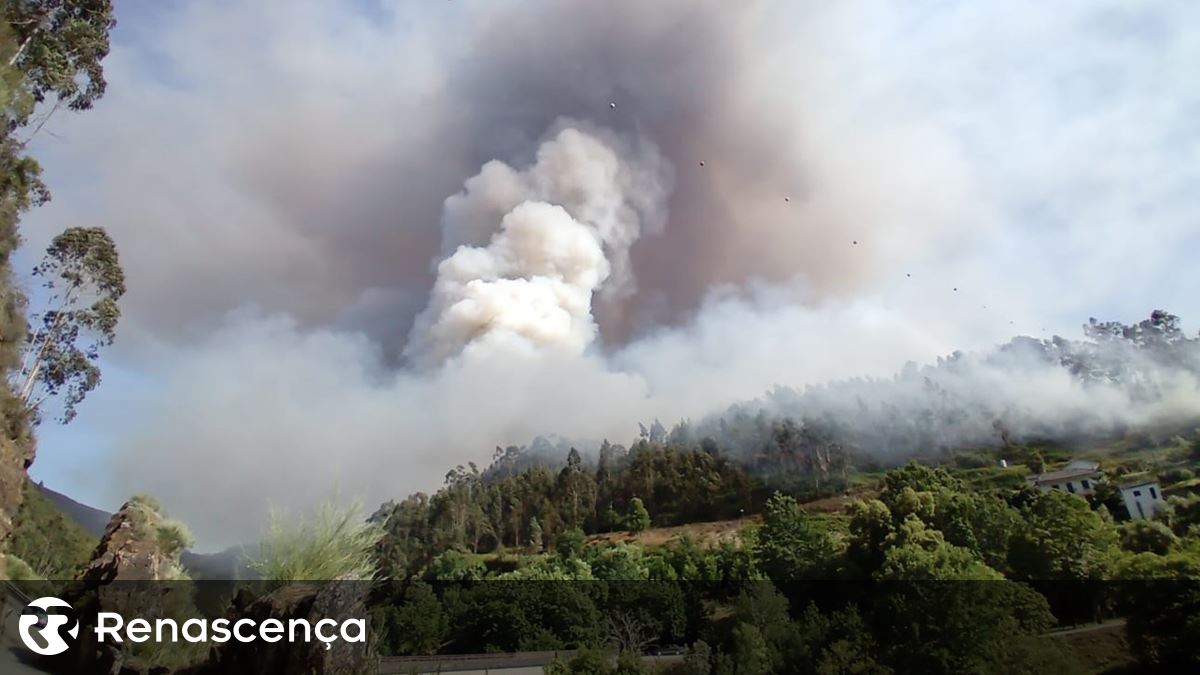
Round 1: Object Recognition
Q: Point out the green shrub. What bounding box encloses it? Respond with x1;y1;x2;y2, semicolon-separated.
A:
155;518;194;559
952;452;990;469
3;554;55;597
249;499;384;581
556;527;586;561
545;645;612;675
129;493;163;512
1160;467;1195;485
1119;520;1179;555
626;497;651;533
4;554;39;581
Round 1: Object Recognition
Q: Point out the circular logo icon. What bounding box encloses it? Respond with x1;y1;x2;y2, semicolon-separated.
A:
18;597;79;656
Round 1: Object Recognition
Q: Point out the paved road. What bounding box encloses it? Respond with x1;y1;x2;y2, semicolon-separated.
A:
379;651;685;674
1042;618;1127;637
1;585;53;675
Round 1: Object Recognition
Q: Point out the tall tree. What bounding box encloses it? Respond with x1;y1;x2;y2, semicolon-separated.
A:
5;0;115;127
0;0;114;582
15;226;123;423
556;447;596;529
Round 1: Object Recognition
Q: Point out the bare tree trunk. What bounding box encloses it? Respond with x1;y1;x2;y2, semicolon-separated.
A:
20;304;69;403
19;283;78;402
7;33;33;67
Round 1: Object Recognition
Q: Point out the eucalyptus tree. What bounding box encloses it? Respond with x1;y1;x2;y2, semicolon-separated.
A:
16;225;123;423
5;0;115;125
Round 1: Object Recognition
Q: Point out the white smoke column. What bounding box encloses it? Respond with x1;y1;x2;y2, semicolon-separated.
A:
405;123;671;366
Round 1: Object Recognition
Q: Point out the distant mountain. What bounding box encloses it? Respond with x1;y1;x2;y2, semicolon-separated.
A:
31;481;253;580
33;482;109;537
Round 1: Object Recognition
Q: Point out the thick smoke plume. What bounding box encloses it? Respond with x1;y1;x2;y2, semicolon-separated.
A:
406;123;670;366
20;0;1200;548
25;0;982;350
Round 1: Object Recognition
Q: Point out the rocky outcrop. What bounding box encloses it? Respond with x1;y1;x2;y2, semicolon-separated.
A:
77;499;180;583
58;498;194;675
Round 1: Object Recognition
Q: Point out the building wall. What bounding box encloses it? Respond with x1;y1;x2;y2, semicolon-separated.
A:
1034;474;1100;497
1120;484;1164;520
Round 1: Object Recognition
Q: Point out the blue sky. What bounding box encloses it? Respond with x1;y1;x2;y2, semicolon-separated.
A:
15;0;1200;547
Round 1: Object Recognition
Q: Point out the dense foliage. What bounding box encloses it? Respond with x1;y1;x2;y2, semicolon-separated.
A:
370;440;760;580
366;451;1200;671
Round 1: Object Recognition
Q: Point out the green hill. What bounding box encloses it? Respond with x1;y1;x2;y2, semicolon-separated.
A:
7;479;98;580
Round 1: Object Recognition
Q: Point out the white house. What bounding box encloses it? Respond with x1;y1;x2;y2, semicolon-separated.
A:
1026;460;1103;497
1119;481;1166;520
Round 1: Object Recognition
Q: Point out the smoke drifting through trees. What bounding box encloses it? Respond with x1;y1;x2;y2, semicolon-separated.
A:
689;311;1200;463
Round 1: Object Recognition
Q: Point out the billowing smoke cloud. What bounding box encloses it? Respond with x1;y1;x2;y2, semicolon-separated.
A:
21;0;1200;548
22;0;986;351
406;123;671;366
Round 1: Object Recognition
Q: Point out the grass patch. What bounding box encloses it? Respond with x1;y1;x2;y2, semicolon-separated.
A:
249;499;384;581
954;464;1031;490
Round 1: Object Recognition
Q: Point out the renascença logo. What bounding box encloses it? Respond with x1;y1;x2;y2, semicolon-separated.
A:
18;597;79;656
15;595;365;654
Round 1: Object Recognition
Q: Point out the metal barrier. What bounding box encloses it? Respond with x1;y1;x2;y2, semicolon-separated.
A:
379;650;579;674
3;581;32;607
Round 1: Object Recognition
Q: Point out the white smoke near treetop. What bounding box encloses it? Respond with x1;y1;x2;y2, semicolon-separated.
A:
406;123;671;366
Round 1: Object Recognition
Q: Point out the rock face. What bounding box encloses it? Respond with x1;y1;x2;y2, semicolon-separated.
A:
59;499;190;675
186;581;371;675
77;500;178;583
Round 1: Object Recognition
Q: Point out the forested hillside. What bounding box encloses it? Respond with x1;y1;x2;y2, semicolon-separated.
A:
361;314;1200;671
369;455;1200;672
7;478;96;578
369;310;1200;576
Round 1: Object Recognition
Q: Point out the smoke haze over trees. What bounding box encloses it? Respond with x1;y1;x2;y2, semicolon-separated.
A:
12;0;1200;548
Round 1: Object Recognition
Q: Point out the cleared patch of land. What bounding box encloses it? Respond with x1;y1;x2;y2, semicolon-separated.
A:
585;516;760;549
